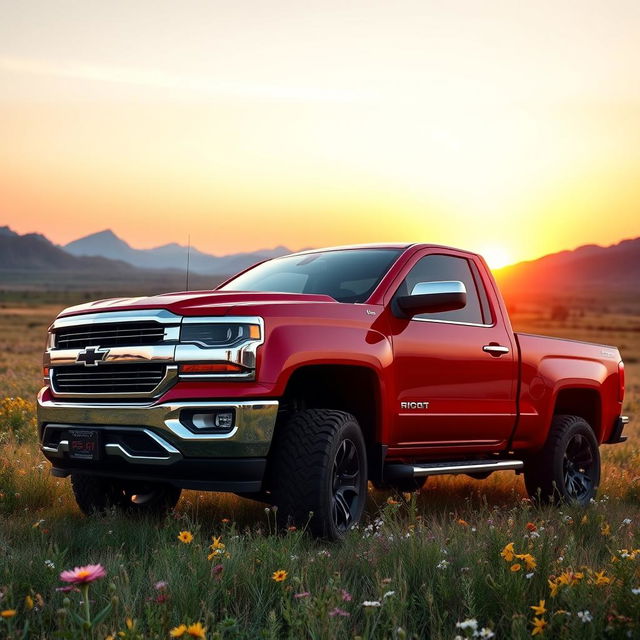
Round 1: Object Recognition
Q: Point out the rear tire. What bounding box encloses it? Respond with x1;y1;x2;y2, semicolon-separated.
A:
71;474;181;516
270;409;368;540
524;415;600;506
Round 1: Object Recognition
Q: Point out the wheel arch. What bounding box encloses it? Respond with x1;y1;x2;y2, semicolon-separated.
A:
552;386;602;441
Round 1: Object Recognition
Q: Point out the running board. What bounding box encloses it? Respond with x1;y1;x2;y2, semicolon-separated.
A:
384;459;524;481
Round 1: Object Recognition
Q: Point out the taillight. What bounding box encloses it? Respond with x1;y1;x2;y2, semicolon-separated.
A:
618;361;625;403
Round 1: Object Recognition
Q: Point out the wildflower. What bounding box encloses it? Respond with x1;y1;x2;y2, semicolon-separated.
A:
44;560;55;570
383;590;395;598
221;518;230;524
177;531;193;544
24;595;34;610
457;519;469;527
32;519;45;528
577;610;592;623
287;526;297;532
622;518;632;526
478;629;495;639
456;619;478;631
170;624;188;637
0;610;17;618
601;522;611;536
517;553;537;571
531;617;547;635
592;570;611;585
272;570;288;582
186;622;207;638
329;607;350;617
154;581;168;590
210;536;225;550
59;564;106;584
362;601;381;607
526;522;537;532
341;589;352;601
526;573;535;579
294;592;310;599
501;542;515;562
211;564;224;578
530;600;546;616
436;559;450;570
386;497;401;505
511;563;522;572
631;588;640;595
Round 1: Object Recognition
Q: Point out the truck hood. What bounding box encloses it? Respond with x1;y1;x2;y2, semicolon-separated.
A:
58;290;338;318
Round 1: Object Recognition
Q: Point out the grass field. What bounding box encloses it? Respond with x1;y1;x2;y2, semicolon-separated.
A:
0;304;638;639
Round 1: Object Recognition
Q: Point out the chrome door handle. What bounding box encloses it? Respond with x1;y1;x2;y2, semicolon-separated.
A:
483;344;510;356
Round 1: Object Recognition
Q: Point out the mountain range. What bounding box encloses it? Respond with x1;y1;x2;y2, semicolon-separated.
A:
1;225;638;307
63;229;291;275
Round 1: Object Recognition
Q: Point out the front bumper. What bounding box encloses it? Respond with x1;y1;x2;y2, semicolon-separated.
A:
37;390;279;491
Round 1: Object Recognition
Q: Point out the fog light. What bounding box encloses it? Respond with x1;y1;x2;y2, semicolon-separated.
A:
187;409;235;433
215;412;234;429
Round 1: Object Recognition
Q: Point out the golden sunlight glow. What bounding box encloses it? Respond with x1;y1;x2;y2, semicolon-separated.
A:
476;247;513;271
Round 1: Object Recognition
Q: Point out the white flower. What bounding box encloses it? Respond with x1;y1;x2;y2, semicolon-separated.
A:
383;591;395;598
478;628;495;639
362;600;381;607
44;560;55;569
525;572;534;579
577;610;592;623
631;587;640;595
436;559;450;570
622;518;632;526
455;618;478;631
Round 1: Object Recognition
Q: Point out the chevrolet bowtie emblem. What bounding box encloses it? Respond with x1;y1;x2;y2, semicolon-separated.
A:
76;346;109;366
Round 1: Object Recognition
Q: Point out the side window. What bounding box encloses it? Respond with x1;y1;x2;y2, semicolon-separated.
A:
396;254;486;324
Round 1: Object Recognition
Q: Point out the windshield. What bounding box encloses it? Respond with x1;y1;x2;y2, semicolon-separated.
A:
218;249;402;303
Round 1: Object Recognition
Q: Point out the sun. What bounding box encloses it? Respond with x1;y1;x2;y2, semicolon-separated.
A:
476;246;513;270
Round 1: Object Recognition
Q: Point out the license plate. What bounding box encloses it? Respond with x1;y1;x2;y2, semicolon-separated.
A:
68;429;101;461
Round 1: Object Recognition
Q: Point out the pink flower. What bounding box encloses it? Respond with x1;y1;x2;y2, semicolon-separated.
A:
329;607;350;617
294;591;310;599
341;589;352;602
59;564;107;585
154;581;168;590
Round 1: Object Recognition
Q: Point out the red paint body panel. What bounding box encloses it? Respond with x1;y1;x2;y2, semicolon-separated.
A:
49;243;626;462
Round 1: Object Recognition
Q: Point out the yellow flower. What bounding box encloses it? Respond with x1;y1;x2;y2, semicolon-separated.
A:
501;542;515;562
125;617;135;630
531;617;547;636
178;531;194;544
272;569;288;582
210;536;225;551
592;570;611;585
511;563;522;572
530;599;547;616
24;595;34;611
548;579;559;598
601;522;611;536
170;624;187;637
517;553;537;571
386;497;400;505
186;622;206;638
1;610;17;618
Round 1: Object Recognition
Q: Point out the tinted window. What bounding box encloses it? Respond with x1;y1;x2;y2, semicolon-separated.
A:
219;249;402;303
395;254;485;324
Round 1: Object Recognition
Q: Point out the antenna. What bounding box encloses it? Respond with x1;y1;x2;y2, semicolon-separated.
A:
185;234;191;291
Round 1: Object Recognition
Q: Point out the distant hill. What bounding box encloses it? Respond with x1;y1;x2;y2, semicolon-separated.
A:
493;237;640;303
64;229;292;275
0;228;134;272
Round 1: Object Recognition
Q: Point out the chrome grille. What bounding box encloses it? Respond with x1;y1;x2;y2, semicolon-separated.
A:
55;321;166;349
52;364;166;394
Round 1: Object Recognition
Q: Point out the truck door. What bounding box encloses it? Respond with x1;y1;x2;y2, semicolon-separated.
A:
387;251;517;450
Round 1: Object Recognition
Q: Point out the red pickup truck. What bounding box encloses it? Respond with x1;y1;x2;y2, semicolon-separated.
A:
37;244;628;539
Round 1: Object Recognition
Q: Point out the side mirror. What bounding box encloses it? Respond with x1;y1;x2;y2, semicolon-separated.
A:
395;281;467;317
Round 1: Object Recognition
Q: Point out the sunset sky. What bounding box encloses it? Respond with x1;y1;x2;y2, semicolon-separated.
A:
1;1;639;268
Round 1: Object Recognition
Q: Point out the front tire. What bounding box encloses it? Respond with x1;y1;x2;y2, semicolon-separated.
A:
524;415;600;506
270;409;368;540
71;474;181;516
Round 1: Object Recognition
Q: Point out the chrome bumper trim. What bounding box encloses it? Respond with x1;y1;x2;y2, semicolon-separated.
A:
38;397;279;458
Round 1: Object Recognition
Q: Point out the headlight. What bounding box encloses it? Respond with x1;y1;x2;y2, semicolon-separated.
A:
179;322;261;348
